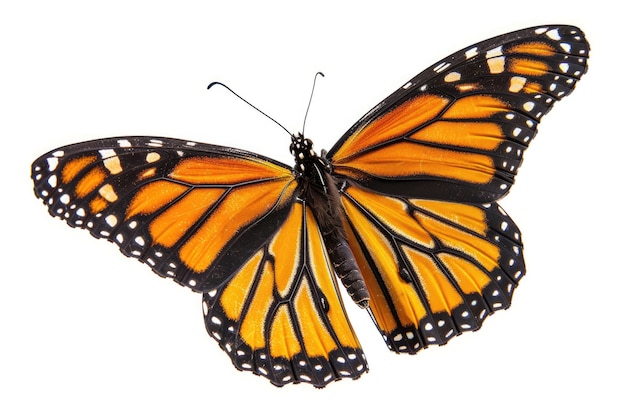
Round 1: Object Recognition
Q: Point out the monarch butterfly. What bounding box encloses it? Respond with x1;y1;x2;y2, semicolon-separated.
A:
31;25;589;387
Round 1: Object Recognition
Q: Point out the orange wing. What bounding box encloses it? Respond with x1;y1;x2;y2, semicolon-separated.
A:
31;136;298;291
202;199;367;386
328;25;589;203
32;136;367;386
326;25;588;352
340;182;523;352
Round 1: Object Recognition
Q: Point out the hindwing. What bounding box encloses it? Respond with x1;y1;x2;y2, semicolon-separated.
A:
202;200;367;386
339;182;523;352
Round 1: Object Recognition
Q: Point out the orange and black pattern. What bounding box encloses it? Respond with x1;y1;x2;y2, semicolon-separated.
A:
326;25;589;353
329;25;589;203
203;200;366;386
32;137;299;291
31;136;367;386
340;183;523;352
31;25;589;387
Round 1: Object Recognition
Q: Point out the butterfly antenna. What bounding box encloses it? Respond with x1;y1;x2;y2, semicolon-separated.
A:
302;71;325;136
207;81;291;136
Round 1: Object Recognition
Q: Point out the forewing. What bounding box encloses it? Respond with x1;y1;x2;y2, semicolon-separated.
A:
203;200;367;387
340;183;523;352
31;136;298;291
328;25;589;203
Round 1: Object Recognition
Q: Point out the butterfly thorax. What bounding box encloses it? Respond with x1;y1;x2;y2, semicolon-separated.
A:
290;133;322;174
290;132;335;212
290;133;339;198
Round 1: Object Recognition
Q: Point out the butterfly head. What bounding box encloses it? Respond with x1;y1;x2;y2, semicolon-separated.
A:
290;132;318;174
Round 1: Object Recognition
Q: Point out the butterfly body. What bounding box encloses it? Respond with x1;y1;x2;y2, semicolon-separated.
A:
32;25;589;387
290;132;371;307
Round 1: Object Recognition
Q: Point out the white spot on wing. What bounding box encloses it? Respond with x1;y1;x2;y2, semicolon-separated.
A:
465;47;478;59
486;46;503;58
47;157;59;171
105;214;118;227
146;152;161;163
509;76;527;93
433;62;451;73
101;151;123;175
444;72;461;83
99;184;118;202
547;28;561;41
99;149;116;159
487;56;505;74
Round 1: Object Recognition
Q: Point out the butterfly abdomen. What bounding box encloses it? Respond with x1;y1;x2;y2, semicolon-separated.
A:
323;231;370;308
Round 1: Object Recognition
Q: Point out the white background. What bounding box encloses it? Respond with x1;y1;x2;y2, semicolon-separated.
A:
2;1;622;415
